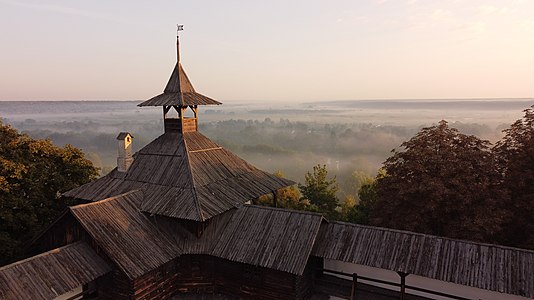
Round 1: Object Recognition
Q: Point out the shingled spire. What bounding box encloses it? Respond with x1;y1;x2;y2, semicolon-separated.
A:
163;34;195;94
138;28;221;133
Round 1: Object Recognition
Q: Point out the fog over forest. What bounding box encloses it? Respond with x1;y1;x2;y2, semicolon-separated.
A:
1;99;532;200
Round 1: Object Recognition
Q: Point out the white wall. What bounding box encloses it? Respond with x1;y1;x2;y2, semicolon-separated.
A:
324;259;530;300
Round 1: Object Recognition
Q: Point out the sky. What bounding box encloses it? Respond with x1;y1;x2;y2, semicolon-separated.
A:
0;0;533;102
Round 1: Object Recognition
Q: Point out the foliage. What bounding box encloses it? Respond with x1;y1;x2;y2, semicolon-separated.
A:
345;170;384;224
340;195;356;216
299;164;340;219
0;120;98;265
494;106;534;249
255;171;309;210
370;120;505;243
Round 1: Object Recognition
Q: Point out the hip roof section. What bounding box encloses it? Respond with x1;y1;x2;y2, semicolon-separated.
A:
64;131;295;221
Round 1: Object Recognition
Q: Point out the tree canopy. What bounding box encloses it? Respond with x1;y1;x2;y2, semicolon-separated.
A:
299;164;339;219
0;121;98;265
494;106;534;249
370;120;505;243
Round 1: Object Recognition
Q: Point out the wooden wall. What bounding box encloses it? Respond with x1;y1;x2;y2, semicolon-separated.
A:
34;213;85;251
35;214;319;300
295;256;322;300
172;255;317;300
99;254;319;300
132;260;181;299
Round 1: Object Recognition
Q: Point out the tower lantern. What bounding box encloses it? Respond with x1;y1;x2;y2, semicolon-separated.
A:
138;26;221;133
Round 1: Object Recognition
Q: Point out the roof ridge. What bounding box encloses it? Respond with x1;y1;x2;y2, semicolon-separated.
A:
182;136;204;221
245;204;324;217
70;189;142;210
331;221;534;254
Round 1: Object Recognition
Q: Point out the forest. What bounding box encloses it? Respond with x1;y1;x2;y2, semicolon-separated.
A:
0;101;533;265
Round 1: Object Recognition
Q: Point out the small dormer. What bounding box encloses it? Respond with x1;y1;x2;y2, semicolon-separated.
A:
117;132;134;172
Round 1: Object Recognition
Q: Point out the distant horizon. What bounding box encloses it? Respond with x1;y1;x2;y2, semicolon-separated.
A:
1;1;534;101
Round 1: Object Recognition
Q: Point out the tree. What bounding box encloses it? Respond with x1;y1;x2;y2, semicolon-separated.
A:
371;120;505;243
345;170;384;225
0;121;98;265
256;171;309;210
494;106;534;249
299;164;339;219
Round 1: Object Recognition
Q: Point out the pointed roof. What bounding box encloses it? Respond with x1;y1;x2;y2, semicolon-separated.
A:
64;132;294;221
138;37;221;107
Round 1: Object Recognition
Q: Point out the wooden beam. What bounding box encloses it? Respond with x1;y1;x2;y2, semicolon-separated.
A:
163;106;171;118
398;271;408;300
350;272;358;300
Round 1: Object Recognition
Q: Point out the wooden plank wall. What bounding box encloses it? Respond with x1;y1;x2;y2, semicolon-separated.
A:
182;118;197;132
97;269;133;300
295;256;323;300
171;255;316;300
34;213;86;252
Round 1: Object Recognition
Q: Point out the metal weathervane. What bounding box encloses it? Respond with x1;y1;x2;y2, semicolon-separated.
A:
177;24;184;36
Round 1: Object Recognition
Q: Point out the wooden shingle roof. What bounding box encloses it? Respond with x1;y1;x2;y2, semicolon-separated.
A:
138;63;221;107
64;132;294;221
70;190;182;279
210;206;325;275
148;205;325;275
0;242;111;300
312;221;534;299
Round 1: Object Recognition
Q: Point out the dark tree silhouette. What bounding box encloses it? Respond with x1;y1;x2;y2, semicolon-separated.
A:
371;120;505;243
494;106;534;249
0;121;98;265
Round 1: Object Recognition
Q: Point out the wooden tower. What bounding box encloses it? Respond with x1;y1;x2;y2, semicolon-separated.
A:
138;33;221;132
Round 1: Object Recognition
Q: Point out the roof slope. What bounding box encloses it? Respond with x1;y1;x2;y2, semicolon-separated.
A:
157;205;325;275
70;190;182;279
210;205;324;275
0;242;111;300
138;63;221;107
312;221;534;299
64;131;295;221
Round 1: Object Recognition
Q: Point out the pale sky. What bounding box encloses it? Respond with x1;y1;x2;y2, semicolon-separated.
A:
1;0;533;102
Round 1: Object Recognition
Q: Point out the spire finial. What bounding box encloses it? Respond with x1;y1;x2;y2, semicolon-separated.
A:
176;24;183;63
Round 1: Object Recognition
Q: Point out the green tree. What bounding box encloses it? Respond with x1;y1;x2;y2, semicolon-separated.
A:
0;121;98;265
371;121;505;243
255;171;309;210
345;170;384;224
299;164;339;219
494;106;534;249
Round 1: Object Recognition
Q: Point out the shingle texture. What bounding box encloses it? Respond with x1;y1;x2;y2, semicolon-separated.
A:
312;221;534;299
64;132;294;221
0;242;111;300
